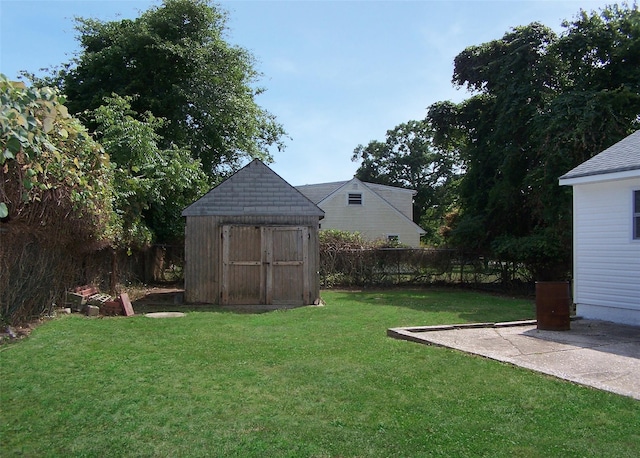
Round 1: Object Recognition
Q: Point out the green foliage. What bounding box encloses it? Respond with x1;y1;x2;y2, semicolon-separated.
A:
0;75;118;325
92;95;209;247
428;4;640;279
0;74;115;244
351;119;460;245
319;230;395;286
320;229;378;249
48;0;286;176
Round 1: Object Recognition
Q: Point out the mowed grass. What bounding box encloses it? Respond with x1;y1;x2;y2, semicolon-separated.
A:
1;289;638;457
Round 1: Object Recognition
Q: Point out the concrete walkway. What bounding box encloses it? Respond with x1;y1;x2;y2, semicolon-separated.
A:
388;319;640;400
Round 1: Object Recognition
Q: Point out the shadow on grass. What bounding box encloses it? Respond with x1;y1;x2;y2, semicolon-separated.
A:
130;285;535;322
323;287;536;324
131;289;311;315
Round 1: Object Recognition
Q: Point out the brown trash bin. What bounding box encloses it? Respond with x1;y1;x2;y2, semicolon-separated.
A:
535;281;571;331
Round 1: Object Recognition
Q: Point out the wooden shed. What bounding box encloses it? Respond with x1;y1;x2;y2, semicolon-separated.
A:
181;159;324;306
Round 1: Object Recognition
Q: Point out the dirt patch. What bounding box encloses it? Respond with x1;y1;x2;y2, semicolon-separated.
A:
1;318;47;345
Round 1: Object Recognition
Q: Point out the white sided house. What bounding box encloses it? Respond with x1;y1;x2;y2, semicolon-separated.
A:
559;130;640;326
296;178;425;247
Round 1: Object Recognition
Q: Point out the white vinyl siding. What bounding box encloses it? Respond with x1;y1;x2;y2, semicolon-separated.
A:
572;178;640;324
319;185;422;247
365;183;415;219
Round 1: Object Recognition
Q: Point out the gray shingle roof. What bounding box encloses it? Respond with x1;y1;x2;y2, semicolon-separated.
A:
182;159;324;217
295;181;347;203
296;180;416;204
559;130;640;180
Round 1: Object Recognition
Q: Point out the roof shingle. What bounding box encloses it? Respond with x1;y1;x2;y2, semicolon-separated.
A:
560;130;640;180
182;159;324;217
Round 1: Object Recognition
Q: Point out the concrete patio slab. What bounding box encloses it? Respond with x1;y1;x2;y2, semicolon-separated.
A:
388;319;640;400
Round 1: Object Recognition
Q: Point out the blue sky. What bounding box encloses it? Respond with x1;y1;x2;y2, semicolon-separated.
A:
1;0;615;185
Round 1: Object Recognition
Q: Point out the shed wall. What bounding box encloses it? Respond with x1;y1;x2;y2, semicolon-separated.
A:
184;215;320;304
573;177;640;325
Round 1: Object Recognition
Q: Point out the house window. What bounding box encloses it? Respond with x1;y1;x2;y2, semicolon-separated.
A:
348;193;362;205
634;190;640;240
387;234;399;244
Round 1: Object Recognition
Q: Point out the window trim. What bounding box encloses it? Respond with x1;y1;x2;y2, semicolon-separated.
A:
633;189;640;240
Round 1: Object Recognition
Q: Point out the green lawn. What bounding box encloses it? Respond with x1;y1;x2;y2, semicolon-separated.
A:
1;289;638;457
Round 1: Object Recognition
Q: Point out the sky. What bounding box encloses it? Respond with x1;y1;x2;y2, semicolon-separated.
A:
0;0;617;186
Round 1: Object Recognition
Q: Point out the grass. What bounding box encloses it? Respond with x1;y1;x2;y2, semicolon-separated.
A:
1;289;638;457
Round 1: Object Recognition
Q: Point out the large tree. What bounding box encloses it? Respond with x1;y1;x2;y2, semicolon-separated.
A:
45;0;286;176
428;3;640;279
351;119;460;244
92;95;209;247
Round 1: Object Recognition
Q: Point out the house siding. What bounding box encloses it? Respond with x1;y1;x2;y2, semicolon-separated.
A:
364;183;415;219
573;177;640;325
319;182;422;247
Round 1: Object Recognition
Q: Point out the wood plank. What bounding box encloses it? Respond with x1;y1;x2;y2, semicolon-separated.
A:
120;292;135;317
270;226;305;305
221;225;230;304
264;226;272;305
303;226;309;304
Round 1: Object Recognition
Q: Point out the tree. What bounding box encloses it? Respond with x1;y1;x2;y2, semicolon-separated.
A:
43;0;286;176
428;4;640;279
1;75;116;324
92;95;210;247
0;74;115;245
351;119;460;244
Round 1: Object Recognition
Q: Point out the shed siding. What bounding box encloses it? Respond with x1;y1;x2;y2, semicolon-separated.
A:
573;177;640;325
320;183;421;246
184;216;219;304
184;215;320;304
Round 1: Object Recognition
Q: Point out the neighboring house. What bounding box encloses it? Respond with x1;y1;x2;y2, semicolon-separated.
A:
296;178;425;247
559;130;640;326
182;159;324;306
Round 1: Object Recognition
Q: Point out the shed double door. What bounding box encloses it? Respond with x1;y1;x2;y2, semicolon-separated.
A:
221;225;309;305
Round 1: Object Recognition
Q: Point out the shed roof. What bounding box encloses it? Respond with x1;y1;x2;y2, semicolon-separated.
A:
559;130;640;181
182;159;324;217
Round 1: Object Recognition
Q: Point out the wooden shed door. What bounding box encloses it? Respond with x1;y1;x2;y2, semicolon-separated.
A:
221;226;308;305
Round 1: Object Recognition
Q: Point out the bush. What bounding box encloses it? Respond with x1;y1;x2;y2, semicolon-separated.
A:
318;230;531;291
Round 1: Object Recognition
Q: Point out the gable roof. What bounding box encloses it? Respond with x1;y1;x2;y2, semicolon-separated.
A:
297;178;425;235
182;159;324;217
559;130;640;184
296;179;417;204
295;181;348;204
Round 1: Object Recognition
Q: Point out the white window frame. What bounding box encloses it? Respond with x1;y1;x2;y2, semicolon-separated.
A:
347;192;363;205
633;189;640;240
